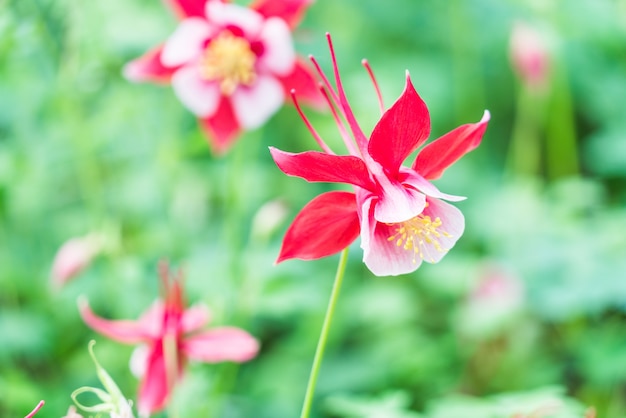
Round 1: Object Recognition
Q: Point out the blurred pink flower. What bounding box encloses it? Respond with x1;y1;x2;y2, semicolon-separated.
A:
24;400;44;418
509;22;550;88
125;0;322;154
458;265;525;338
51;235;101;288
79;262;259;416
270;34;489;276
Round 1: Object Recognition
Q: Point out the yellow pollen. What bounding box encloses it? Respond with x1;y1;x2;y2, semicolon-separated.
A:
200;32;257;95
387;212;452;263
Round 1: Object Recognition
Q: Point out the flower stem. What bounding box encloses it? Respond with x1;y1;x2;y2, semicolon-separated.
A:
299;248;349;418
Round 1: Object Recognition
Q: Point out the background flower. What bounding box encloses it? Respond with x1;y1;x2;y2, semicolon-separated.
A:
125;0;321;154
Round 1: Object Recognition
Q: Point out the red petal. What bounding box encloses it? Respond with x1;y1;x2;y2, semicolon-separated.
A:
136;342;174;415
123;45;177;84
182;327;259;362
163;0;210;18
270;147;375;190
412;110;490;180
279;59;325;109
199;98;242;155
78;298;162;344
368;73;430;175
277;191;360;262
249;0;312;28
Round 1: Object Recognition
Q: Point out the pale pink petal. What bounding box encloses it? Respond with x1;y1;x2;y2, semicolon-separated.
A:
171;66;222;116
130;344;149;378
257;17;295;76
181;303;211;334
358;192;423;276
373;178;427;224
78;298;163;344
161;18;213;67
400;168;466;202
418;198;464;264
50;236;99;288
205;2;263;37
182;327;259;363
230;75;284;128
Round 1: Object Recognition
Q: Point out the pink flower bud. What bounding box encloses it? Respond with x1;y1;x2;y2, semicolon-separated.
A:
50;235;100;288
509;22;550;88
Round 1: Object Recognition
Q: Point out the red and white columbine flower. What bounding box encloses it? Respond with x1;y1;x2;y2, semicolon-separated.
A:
270;34;490;276
125;0;321;154
79;262;259;416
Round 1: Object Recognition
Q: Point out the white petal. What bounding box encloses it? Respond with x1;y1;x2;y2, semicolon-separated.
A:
257;17;295;76
129;344;149;378
171;66;222;117
205;2;263;38
419;198;465;264
230;75;284;129
401;168;466;202
162;18;213;67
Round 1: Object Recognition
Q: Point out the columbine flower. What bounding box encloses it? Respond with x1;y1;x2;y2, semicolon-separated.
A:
270;34;490;276
509;21;550;89
125;0;321;154
79;262;259;416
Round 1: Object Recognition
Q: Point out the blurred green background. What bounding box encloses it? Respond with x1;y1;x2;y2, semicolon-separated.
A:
2;0;626;416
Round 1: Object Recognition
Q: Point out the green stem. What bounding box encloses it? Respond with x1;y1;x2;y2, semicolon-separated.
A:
300;248;350;418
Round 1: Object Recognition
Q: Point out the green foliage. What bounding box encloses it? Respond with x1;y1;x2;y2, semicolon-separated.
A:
1;0;626;417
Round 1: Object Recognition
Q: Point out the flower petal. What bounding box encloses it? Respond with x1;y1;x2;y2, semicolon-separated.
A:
373;179;426;224
205;2;263;37
278;58;325;108
199;98;241;154
417;198;465;263
249;0;312;28
400;168;466;202
164;0;210;18
368;72;431;175
136;341;174;415
358;191;423;276
182;327;259;362
230;75;284;128
181;303;211;334
270;147;375;190
257;17;295;76
161;18;213;68
360;196;464;275
413;110;490;180
123;45;177;83
277;191;360;262
171;65;222;117
78;298;163;344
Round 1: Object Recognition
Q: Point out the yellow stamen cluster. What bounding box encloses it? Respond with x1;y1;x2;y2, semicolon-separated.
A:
200;32;257;95
387;211;452;263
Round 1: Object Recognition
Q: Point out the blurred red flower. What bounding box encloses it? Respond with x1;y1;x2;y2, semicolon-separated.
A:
79;262;259;415
125;0;321;154
271;34;489;276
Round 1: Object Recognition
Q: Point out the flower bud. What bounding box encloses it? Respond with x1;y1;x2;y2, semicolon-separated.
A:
509;22;550;89
50;234;101;288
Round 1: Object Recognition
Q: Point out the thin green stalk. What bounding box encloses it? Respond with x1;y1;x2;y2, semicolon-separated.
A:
300;248;350;418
